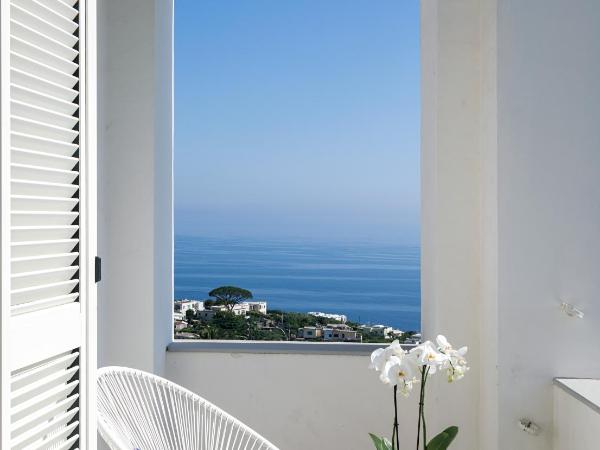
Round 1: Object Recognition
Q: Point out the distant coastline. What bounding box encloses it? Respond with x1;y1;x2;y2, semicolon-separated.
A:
174;299;421;343
174;235;421;331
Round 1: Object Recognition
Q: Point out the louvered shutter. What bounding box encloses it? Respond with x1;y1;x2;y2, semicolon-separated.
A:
1;0;96;449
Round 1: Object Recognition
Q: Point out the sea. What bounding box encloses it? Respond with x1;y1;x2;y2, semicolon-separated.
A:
174;235;421;331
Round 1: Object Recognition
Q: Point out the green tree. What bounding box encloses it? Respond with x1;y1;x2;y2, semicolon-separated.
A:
203;299;214;309
185;308;195;324
212;312;248;339
208;286;253;312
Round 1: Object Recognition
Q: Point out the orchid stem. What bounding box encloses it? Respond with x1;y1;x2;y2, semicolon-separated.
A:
391;388;396;450
416;369;422;450
422;374;427;449
416;367;430;450
393;385;400;450
421;368;429;450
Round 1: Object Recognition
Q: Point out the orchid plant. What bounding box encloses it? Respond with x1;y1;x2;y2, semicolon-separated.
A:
368;335;468;450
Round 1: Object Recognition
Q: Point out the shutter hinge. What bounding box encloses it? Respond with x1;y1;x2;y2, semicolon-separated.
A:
95;256;102;283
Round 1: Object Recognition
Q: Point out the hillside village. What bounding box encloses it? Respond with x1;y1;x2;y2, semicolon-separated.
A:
174;298;420;344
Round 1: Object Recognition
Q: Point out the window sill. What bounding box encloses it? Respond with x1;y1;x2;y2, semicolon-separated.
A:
168;340;415;356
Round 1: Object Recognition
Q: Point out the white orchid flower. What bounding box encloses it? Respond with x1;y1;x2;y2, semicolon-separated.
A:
446;346;469;382
369;340;405;373
382;354;420;396
367;332;470;450
436;335;452;352
409;340;447;374
435;335;469;382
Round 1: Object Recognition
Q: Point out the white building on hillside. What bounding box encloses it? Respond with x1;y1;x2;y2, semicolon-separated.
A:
247;301;267;314
174;299;204;317
174;321;188;331
365;325;393;339
207;301;268;316
297;327;322;339
323;324;361;342
308;311;347;323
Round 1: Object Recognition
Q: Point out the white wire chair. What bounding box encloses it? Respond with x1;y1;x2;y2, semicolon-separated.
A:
97;366;279;450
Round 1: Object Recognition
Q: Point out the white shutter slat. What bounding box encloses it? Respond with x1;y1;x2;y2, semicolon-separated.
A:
33;430;79;450
12;195;79;211
10;408;78;449
33;0;78;22
11;163;78;184
11;83;79;115
12;180;78;197
3;0;92;447
11;351;78;392
12;148;78;170
11;280;79;308
11;132;78;156
11;380;78;422
11;238;78;257
56;0;78;9
11;293;79;315
11;4;78;48
11;52;78;88
11;36;78;74
12;101;79;129
11;393;78;439
11;19;78;61
12;72;79;105
11;253;79;281
11;116;79;143
11;367;78;408
49;435;80;450
11;265;78;290
12;225;79;242
11;0;78;34
11;213;78;228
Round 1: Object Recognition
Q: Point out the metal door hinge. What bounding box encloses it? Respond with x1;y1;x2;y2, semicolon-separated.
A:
95;256;101;283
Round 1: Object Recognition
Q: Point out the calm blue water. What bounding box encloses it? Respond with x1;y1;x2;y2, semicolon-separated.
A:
174;236;421;331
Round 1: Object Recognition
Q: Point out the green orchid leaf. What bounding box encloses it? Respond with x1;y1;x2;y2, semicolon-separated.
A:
426;426;459;450
369;433;385;450
369;433;393;450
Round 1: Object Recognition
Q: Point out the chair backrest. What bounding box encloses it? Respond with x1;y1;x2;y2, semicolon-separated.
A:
97;366;279;450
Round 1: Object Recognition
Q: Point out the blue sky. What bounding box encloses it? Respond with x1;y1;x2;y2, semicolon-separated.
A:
175;0;420;244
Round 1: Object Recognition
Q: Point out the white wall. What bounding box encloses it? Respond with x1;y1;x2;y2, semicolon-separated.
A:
97;0;173;375
423;1;600;450
420;1;484;449
94;1;600;449
166;351;419;450
553;381;600;450
496;1;600;448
